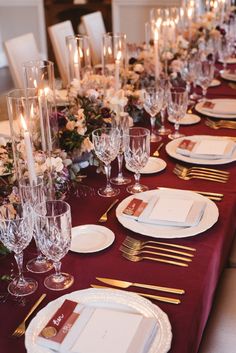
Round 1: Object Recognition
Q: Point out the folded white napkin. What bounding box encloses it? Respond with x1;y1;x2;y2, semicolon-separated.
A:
137;195;206;227
176;139;235;160
202;100;236;115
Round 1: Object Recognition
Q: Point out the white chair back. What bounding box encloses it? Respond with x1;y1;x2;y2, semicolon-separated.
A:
81;11;106;65
48;20;74;86
4;33;40;89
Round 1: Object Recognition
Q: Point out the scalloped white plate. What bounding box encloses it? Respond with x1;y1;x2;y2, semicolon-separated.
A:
25;288;172;353
126;157;167;174
168;113;201;125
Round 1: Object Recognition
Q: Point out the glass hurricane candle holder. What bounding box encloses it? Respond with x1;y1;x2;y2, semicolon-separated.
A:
102;32;127;92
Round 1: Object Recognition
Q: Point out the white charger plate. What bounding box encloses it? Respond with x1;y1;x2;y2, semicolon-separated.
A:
168;113;201;125
166;135;236;165
195;99;236;119
126;157;166;174
70;224;115;253
25;288;172;353
116;189;218;239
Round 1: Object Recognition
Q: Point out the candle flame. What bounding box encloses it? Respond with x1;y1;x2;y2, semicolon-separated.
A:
154;29;158;41
116;51;122;61
33;79;37;88
74;50;79;64
155;18;162;29
20;114;27;131
79;47;83;58
108;46;112;55
44;87;49;95
30;104;34;118
86;47;90;57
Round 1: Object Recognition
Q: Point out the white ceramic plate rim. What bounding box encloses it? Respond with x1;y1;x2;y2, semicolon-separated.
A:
195;99;236;119
126;157;167;174
218;57;236;64
168;113;201;125
209;78;221;87
220;71;236;82
70;224;115;253
116;189;218;239
165;135;236;165
25;288;172;353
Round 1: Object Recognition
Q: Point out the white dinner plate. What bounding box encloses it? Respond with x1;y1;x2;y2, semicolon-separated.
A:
220;70;236;82
25;288;172;353
195;99;236;119
218;57;236;64
168;113;201;125
116;189;218;239
126;157;166;174
70;224;115;253
165;135;236;165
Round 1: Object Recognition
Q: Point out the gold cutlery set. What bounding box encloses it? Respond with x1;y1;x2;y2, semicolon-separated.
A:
205;118;236;130
173;164;229;183
120;236;195;267
91;276;185;305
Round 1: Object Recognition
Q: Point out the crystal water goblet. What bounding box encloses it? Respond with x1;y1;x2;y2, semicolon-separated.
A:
197;60;215;102
0;204;38;296
92;127;120;197
34;200;74;291
143;87;164;142
19;176;53;273
167;87;188;140
124;127;150;194
158;79;171;136
111;112;131;185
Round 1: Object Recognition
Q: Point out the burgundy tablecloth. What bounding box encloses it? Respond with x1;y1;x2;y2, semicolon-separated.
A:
1;73;236;353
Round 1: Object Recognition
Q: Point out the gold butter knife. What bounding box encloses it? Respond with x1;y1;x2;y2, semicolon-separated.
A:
96;277;185;294
91;284;181;304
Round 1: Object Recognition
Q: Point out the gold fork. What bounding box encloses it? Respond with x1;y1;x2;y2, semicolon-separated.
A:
120;242;194;257
122;252;188;267
98;199;119;223
120;245;192;262
174;165;229;180
173;167;228;183
205;119;236;130
175;164;230;176
123;236;196;252
12;293;46;337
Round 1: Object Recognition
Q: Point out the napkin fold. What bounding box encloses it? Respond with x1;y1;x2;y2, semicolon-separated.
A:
176;139;235;159
202;100;236;115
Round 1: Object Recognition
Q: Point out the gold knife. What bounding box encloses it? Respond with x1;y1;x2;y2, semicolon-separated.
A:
91;285;181;304
96;277;185;294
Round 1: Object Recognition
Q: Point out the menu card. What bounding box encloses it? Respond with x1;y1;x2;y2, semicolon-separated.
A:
37;300;157;353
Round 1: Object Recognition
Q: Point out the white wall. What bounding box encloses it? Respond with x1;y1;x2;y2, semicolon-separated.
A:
0;0;47;68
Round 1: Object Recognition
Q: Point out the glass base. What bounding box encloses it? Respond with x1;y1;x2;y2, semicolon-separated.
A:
151;133;162;143
44;272;74;291
98;186;120;197
126;183;149;194
168;132;185;140
26;257;53;273
158;126;171;136
8;277;38;297
111;176;131;185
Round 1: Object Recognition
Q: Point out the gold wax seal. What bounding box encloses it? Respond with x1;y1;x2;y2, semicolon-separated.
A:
41;326;57;338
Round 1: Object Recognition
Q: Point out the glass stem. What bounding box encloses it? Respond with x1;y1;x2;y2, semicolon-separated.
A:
134;172;141;187
174;120;180;134
202;87;207;100
104;164;112;189
150;116;156;135
117;153;124;178
14;252;25;285
161;108;166;128
54;261;62;277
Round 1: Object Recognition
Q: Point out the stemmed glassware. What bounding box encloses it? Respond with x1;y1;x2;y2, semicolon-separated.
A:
0;204;38;296
124;127;150;194
111;113;131;185
218;36;233;71
19;176;53;273
167;87;188;140
92;127;120;197
143;87;164;142
34;200;74;291
197;60;215;101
